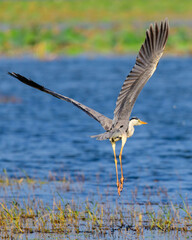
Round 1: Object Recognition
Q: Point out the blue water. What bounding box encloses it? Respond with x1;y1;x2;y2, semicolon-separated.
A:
0;56;192;203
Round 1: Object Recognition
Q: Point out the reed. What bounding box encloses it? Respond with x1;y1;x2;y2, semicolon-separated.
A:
0;174;192;238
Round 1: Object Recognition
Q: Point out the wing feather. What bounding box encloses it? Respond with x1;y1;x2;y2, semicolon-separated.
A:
113;19;169;127
8;72;112;131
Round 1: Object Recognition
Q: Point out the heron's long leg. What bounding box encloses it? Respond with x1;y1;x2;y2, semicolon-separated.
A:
119;135;127;191
111;141;120;195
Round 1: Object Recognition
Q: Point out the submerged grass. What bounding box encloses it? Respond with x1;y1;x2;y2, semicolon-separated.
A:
0;193;192;238
0;174;192;238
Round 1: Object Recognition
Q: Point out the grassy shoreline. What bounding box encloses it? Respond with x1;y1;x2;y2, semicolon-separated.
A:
1;25;191;58
0;175;192;238
0;1;192;57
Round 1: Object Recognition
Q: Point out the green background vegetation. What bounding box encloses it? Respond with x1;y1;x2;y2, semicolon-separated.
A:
0;0;191;57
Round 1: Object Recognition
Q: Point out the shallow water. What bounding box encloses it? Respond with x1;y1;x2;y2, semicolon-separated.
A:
0;56;192;204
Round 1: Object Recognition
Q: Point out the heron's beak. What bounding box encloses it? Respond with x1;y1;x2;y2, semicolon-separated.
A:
140;120;148;125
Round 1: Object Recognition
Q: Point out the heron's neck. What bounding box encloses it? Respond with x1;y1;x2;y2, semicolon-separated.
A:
127;120;135;137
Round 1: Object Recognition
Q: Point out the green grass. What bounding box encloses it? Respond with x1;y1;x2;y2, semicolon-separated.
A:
0;1;191;56
0;0;192;57
1;25;192;57
0;0;192;24
0;174;192;238
0;190;192;238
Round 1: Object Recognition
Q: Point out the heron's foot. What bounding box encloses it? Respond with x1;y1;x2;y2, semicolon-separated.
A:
117;181;121;196
120;176;124;185
120;177;124;192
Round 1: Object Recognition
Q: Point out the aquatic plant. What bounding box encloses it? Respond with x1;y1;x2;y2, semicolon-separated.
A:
0;174;192;238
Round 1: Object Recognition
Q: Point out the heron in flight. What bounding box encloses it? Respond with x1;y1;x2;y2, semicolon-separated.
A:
9;19;169;195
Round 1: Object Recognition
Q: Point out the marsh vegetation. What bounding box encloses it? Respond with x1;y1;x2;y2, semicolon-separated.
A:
0;0;192;57
0;173;192;239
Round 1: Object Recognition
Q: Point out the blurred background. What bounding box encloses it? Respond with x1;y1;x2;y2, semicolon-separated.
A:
0;0;191;58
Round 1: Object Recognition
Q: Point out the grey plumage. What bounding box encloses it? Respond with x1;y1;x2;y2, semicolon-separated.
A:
113;19;169;127
8;19;169;141
8;19;169;195
93;19;169;140
8;72;113;131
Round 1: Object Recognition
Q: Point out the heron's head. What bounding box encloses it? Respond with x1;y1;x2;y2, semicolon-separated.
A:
130;117;147;126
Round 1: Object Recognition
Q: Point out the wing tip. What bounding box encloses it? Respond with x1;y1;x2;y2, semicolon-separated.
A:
151;18;169;39
8;71;17;78
141;18;169;57
8;71;45;91
8;72;27;81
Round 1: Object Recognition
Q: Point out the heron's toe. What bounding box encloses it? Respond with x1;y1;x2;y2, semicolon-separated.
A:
120;177;124;184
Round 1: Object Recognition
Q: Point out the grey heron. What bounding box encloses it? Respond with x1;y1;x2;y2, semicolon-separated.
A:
8;19;169;195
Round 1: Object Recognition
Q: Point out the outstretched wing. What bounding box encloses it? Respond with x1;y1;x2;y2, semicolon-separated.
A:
8;72;112;131
113;19;169;127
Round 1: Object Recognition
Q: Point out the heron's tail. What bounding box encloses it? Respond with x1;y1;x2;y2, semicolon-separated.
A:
91;132;111;141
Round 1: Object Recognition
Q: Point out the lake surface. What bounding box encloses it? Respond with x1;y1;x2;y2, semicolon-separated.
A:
0;56;192;204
